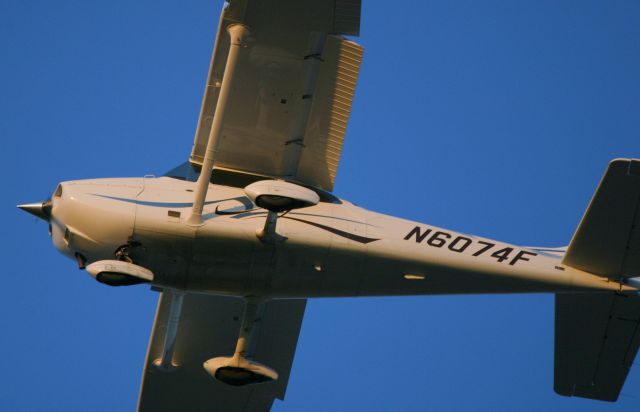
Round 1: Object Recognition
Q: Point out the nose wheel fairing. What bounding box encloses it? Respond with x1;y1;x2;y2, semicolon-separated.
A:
86;259;154;287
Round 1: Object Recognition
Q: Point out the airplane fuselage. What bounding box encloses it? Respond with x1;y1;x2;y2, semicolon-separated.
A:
50;176;631;297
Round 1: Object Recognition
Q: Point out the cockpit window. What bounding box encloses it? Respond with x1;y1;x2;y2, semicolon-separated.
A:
163;162;342;204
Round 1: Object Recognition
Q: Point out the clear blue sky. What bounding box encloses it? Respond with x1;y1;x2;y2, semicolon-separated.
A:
2;0;639;410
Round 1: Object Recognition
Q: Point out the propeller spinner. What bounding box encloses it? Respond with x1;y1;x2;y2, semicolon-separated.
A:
17;200;52;221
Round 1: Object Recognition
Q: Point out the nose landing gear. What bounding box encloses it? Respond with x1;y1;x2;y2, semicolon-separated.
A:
86;240;151;286
114;240;141;263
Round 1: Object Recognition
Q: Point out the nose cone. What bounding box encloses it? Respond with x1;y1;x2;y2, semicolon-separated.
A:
18;200;52;221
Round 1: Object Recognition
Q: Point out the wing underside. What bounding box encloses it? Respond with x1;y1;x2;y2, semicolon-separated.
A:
138;292;306;412
189;0;363;192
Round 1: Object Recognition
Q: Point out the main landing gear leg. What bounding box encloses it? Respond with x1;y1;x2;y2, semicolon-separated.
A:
203;298;278;386
256;210;287;242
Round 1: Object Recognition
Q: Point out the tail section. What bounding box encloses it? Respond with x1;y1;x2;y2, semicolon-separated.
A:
555;159;640;402
562;158;640;279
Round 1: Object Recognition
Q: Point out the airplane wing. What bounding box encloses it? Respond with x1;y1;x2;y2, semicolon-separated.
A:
138;292;306;412
554;292;640;402
190;0;363;192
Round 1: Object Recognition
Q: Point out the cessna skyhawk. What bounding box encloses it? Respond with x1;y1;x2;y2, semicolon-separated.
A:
18;1;640;410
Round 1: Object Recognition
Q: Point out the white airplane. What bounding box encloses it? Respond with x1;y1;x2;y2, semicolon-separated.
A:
18;1;640;410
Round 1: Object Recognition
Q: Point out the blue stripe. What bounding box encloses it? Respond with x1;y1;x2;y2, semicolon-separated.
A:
92;194;229;208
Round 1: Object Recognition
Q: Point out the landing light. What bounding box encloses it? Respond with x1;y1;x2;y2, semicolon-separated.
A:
403;274;426;280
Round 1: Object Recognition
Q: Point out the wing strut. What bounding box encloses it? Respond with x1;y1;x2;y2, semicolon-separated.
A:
187;23;250;226
152;289;185;370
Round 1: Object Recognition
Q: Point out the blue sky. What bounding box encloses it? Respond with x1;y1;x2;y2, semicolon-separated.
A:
2;0;640;410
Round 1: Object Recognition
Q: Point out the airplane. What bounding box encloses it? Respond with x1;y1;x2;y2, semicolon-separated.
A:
16;0;640;410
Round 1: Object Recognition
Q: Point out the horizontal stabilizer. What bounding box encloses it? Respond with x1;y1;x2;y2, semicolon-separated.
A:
555;292;640;402
563;159;640;278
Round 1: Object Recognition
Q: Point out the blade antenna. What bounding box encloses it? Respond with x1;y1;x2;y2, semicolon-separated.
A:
187;24;250;226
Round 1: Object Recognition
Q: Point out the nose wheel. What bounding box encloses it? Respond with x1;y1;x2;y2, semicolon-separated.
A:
203;298;278;386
